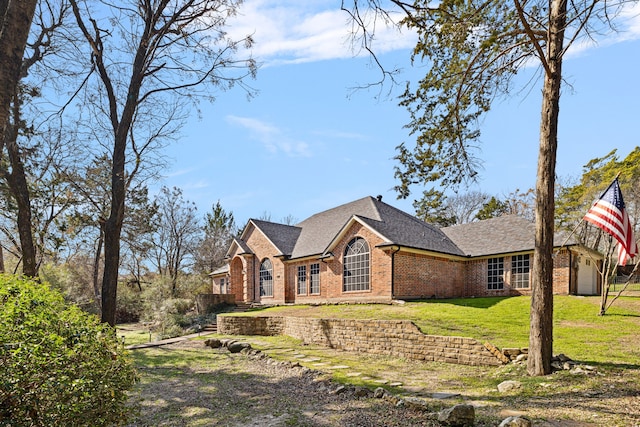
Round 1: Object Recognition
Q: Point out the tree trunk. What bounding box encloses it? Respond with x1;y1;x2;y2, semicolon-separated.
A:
0;1;38;278
5;134;38;277
3;101;37;277
101;136;127;326
93;225;104;302
528;0;567;376
0;0;37;136
0;243;4;273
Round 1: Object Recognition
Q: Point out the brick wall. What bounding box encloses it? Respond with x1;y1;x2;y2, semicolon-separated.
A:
552;249;571;294
229;257;246;303
291;223;393;304
465;251;572;297
218;315;502;366
393;252;466;299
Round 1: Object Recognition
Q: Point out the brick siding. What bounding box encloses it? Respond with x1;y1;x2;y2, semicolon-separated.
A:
227;221;575;305
393;252;466;299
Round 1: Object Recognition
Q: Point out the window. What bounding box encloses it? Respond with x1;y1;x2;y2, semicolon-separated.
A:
297;265;307;295
511;254;530;289
343;237;370;292
488;257;504;290
220;278;226;293
309;263;320;294
259;259;273;297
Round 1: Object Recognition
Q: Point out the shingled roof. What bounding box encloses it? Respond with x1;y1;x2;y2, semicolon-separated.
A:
442;215;576;257
244;219;301;256
235;197;577;261
246;196;464;260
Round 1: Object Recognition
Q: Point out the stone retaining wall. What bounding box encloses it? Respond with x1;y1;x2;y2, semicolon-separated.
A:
217;315;503;366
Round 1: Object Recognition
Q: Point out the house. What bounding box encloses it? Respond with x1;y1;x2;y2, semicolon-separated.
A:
210;196;602;305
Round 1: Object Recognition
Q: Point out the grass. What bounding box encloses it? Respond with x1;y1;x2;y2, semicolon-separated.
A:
226;295;640;364
126;296;640;425
118;323;155;346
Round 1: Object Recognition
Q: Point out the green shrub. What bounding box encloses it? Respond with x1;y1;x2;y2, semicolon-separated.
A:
116;283;144;323
162;298;193;315
0;274;137;426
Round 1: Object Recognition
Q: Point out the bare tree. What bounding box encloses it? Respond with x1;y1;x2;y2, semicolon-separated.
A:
0;0;76;277
150;186;200;295
446;191;490;224
68;0;256;325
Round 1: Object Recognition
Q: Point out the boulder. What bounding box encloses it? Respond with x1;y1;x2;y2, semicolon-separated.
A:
437;404;475;426
204;338;222;348
228;341;251;353
220;339;236;348
403;396;430;411
497;380;522;393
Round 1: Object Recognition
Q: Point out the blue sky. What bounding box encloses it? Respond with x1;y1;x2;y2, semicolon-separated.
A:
160;0;640;226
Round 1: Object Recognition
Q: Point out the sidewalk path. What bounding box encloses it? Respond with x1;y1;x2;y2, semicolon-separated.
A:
125;331;216;350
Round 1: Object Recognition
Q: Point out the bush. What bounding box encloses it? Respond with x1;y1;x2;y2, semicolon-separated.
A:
116;283;144;323
0;274;137;426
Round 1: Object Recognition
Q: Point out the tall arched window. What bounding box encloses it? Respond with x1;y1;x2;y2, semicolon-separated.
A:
259;258;273;297
343;237;370;292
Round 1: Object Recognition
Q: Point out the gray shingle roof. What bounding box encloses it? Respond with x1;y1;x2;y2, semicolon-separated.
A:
442;215;576;257
442;215;535;257
209;264;229;276
247;219;302;256
289;196;463;259
237;197;577;261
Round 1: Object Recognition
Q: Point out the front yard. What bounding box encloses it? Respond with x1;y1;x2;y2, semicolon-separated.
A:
122;295;640;426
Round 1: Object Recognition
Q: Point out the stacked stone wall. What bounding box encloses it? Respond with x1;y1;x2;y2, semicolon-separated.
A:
218;315;502;366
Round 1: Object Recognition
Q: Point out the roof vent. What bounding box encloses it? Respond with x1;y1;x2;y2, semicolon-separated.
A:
376;195;382;201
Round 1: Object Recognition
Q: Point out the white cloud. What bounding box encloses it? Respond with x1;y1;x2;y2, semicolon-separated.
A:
618;2;640;40
226;0;417;66
226;115;312;157
227;0;640;67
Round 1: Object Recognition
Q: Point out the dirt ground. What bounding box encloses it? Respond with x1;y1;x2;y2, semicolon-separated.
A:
125;338;640;427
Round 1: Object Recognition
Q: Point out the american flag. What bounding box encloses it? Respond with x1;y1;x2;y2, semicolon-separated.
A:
584;178;637;266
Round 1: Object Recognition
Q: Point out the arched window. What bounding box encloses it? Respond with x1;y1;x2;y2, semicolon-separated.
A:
259;258;273;297
343;237;370;292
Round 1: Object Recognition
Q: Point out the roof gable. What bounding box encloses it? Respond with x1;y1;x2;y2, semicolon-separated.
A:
242;219;302;256
291;196;465;258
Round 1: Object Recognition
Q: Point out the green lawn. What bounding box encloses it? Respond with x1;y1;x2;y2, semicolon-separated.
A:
126;296;640;425
228;295;640;365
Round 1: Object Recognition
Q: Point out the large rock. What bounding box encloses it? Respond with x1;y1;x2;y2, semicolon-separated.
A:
227;341;251;353
497;380;522;393
204;338;222;348
437;404;475;426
